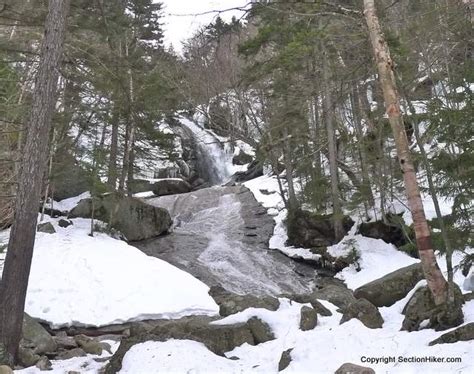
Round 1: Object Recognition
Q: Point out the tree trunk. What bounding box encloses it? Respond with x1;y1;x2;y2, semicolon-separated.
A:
107;107;119;190
0;0;71;365
364;0;447;305
321;45;344;242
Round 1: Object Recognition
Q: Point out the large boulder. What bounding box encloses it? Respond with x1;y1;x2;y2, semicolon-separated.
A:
402;284;464;331
37;222;56;234
21;313;57;355
105;316;256;374
152;179;191;196
429;322;474;345
287;210;354;248
340;299;384;329
209;286;280;317
247;317;275;344
358;214;408;247
229;160;263;183
69;193;172;241
311;283;357;310
354;263;424;307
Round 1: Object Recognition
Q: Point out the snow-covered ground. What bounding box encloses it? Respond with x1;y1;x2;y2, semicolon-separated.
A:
0;217;219;328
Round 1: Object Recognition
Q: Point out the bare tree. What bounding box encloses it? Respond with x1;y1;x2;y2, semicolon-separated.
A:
363;0;447;305
0;0;71;365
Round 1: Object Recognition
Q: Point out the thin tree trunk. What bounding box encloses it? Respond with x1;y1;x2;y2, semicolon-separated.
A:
107;107;119;190
0;0;71;365
321;45;344;241
364;0;447;305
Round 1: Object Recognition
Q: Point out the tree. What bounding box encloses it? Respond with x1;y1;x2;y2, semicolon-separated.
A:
363;0;448;305
0;0;71;365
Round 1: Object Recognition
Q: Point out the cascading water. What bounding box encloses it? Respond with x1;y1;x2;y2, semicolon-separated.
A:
178;117;233;185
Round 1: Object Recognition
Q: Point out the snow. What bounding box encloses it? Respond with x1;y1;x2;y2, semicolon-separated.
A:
2;217;219;328
46;191;90;213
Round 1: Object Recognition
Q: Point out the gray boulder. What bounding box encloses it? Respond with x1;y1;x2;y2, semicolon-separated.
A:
0;366;13;374
340;299;384;329
22;313;57;354
58;219;73;228
53;331;77;350
232;150;253;166
281;293;332;316
278;348;293;372
354;263;424;307
74;335;104;355
56;348;87;360
311;284;356;310
209;286;280;317
300;306;318;331
429;322;474;345
335;363;375;374
402;284;464;331
358;214;408;247
17;348;40;368
69;193;172;241
35;356;52;371
247;317;275;344
37;222;56;234
152;179;191;196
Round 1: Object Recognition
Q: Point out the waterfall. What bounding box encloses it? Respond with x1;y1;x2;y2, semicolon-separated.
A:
178;116;233;185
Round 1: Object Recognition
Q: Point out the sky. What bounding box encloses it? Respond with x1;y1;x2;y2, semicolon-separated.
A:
159;0;249;52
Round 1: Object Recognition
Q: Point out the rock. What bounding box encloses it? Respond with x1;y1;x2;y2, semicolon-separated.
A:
429;322;474;345
230;160;263;183
354;263;424;307
37;222;56;234
53;331;77;350
232;150;253;165
22;313;57;355
464;292;474;302
56;348;87;360
286;209;354;248
340;299;384;329
128;179;154;194
278;348;293;371
335;363;375;374
402;284;464;331
247;317;275;344
35;356;52;371
106;316;255;374
311;283;356;310
74;335;103;355
58;219;73;228
300;306;318;331
69;193;172;241
152;179;191;196
358;214;408;247
209;286;280;317
0;366;13;374
17;348;40;368
282;293;332;316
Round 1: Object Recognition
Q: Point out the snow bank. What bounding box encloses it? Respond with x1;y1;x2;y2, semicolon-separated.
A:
3;217;218;328
46;191;90;213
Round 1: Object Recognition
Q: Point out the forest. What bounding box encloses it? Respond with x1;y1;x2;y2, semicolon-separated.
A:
0;0;472;373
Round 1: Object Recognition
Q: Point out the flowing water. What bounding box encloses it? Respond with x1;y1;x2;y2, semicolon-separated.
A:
136;117;317;296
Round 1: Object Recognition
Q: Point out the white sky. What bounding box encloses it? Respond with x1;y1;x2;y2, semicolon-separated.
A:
159;0;249;52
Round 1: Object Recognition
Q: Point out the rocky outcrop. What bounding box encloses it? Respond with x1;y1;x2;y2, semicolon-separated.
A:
358;214;408;247
232;150;253;165
429;322;474;345
340;299;384;329
105;315;272;374
354;263;424;307
152;178;191;196
128;179;154;194
335;363;375;374
69;193;171;241
286;210;354;248
22;314;57;355
229;160;263;183
209;286;279;317
402;284;464;331
299;306;318;331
